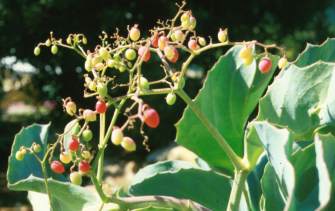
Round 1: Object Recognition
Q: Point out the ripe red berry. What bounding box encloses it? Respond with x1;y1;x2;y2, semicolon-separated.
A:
188;39;198;50
138;46;151;62
95;100;107;113
143;107;160;128
151;32;159;48
169;48;179;63
79;161;91;174
258;57;272;74
69;137;80;151
51;161;65;174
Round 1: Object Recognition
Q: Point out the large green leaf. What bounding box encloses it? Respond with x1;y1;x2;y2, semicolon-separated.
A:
176;45;279;173
315;133;335;210
294;38;335;67
128;160;231;211
7;123;99;211
258;62;335;139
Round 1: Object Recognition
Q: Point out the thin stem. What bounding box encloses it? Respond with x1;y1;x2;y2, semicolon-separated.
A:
176;89;247;171
97;113;106;183
41;161;53;211
227;170;248;211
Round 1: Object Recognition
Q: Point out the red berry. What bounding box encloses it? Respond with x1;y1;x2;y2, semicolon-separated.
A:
95;100;107;113
51;161;65;174
258;57;272;74
188;39;198;50
138;46;151;62
169;48;179;63
143;107;160;128
69;137;80;151
79;161;91;174
151;32;159;48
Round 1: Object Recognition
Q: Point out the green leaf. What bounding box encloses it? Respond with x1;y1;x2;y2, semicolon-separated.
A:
131;206;173;211
258;62;335;139
176;45;279;173
128;160;231;211
294;38;335;67
7;123;99;211
261;164;285;211
315;133;335;210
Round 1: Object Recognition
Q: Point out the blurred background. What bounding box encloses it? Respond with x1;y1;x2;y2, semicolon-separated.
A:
1;0;335;209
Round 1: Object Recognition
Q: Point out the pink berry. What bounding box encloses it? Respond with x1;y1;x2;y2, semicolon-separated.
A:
95;100;107;114
138;46;151;62
188;39;198;50
51;161;65;174
69;137;79;151
258;57;272;74
158;36;168;50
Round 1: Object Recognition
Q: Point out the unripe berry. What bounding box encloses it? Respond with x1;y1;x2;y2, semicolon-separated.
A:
197;38;206;47
188;39;198;50
32;143;42;153
173;30;184;42
60;152;72;164
140;76;150;90
81;150;92;160
84;59;92;72
125;48;137;61
99;47;110;60
91;55;103;66
218;29;228;43
278;57;288;69
51;161;65;174
69;137;80;152
151;32;159;48
239;47;253;59
45;39;52;47
82;129;93;142
83;109;97;122
258;57;272;74
188;16;197;30
121;137;136;152
70;172;82;185
158;36;168;50
97;83;108;97
143;107;160;128
65;101;77;116
51;45;58;55
95;63;105;71
66;36;72;45
95;100;107;114
171;33;177;42
166;93;176;105
111;128;123;145
181;12;190;23
129;25;141;41
15;150;25;161
138;46;151;62
72;123;81;136
164;46;176;60
34;46;41;56
82;37;87;45
79;161;91;174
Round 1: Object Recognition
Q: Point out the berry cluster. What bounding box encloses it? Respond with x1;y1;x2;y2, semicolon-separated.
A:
19;1;289;189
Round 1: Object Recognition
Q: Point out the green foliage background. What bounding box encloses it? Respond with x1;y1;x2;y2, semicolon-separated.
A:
1;0;335;206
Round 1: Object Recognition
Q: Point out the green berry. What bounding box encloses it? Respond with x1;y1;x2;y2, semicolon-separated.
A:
166;93;176;105
72;123;81;135
198;37;206;46
181;12;190;23
33;144;42;153
82;129;93;142
111;128;123;145
188;16;197;30
51;45;58;55
125;49;137;61
81;150;92;160
99;47;110;60
140;77;149;90
65;101;77;116
45;39;52;47
218;29;228;43
97;83;108;97
121;137;136;152
66;36;72;45
174;30;184;42
15;150;25;161
278;57;288;69
34;46;41;56
70;172;82;185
